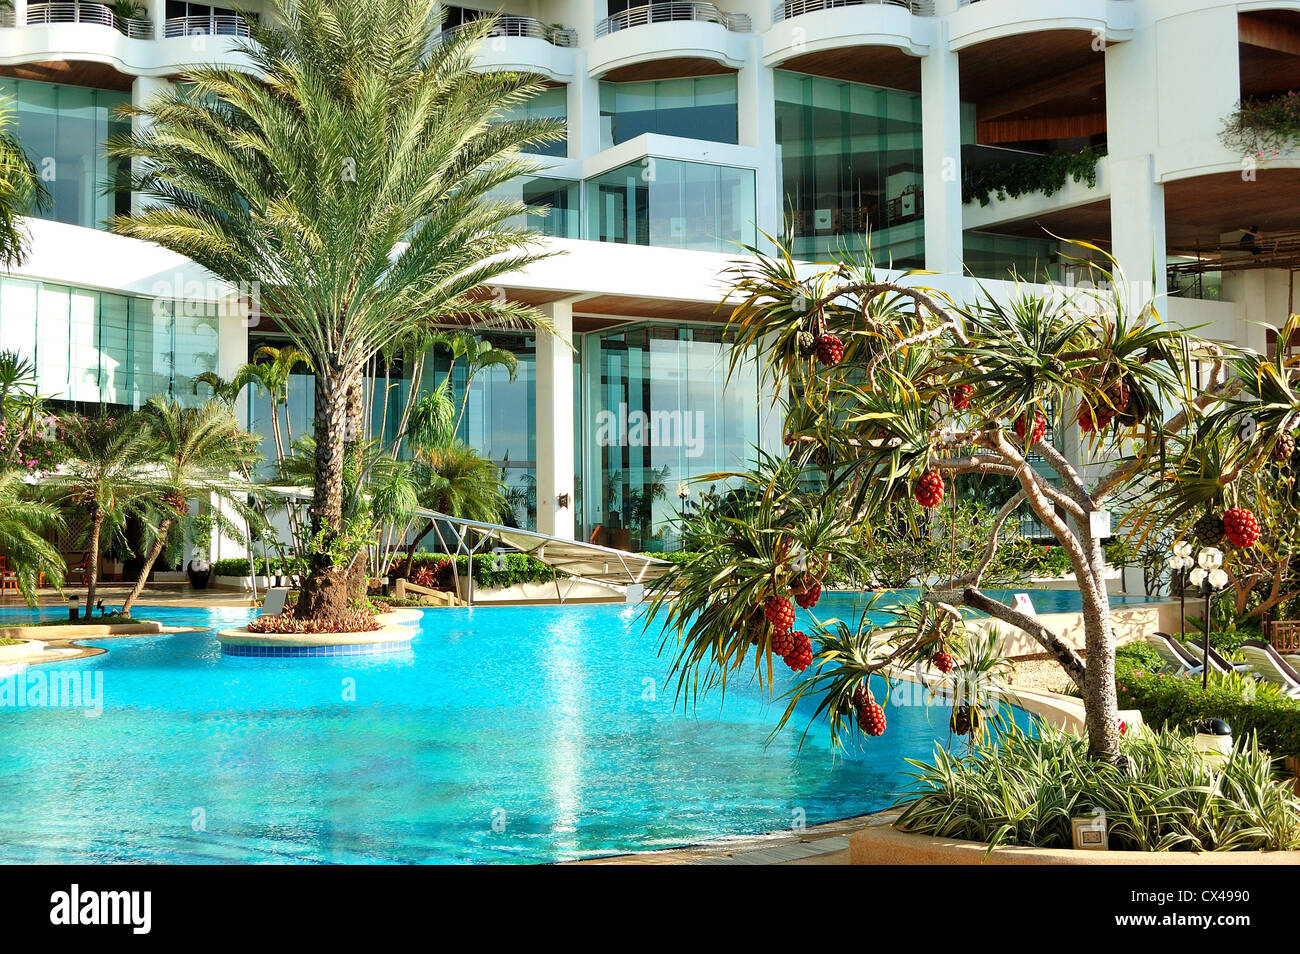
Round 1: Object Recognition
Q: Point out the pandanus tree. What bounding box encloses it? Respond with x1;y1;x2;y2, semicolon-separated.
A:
120;398;261;615
109;0;561;621
648;240;1241;763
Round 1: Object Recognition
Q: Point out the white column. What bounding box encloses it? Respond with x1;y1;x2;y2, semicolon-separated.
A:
737;37;779;249
535;300;576;539
12;0;27;28
130;76;173;216
920;23;963;275
149;0;167;39
1105;21;1165;305
567;53;600;159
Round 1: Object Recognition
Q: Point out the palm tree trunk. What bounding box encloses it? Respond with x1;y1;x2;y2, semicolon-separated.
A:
293;366;356;621
122;516;173;615
84;510;104;619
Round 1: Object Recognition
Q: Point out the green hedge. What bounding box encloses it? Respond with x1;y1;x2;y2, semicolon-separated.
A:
1115;645;1300;756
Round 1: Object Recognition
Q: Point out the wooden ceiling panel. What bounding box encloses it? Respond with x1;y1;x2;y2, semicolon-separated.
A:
777;46;921;93
600;57;736;83
0;60;134;91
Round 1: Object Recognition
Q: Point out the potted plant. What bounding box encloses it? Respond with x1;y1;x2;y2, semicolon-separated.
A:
187;511;214;590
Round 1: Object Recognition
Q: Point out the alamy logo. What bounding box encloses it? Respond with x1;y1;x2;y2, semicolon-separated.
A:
49;885;151;934
0;670;102;716
594;403;706;459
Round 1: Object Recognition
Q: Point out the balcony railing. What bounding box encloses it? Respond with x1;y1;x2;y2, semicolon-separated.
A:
595;3;752;37
26;2;152;37
164;14;251;37
773;0;933;22
445;15;577;47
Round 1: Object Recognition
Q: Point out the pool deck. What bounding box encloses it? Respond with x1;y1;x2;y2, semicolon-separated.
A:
0;583;258;611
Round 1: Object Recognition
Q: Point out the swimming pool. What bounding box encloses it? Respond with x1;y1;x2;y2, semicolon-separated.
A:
0;590;1117;864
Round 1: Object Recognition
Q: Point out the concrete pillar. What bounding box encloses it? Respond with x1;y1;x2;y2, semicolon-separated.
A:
920;22;963;275
535;300;576;539
567;53;600;158
12;0;27;28
130;75;173;216
737;37;779;249
1105;20;1165;305
149;0;167;39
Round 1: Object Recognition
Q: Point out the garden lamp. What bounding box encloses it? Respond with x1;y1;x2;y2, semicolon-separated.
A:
68;595;79;622
676;482;690;553
1167;540;1196;637
1193;548;1228;690
1193;717;1233;768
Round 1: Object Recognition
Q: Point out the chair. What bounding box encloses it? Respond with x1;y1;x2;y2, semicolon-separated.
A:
1177;638;1251;674
1144;632;1203;675
260;587;289;616
0;555;17;593
1241;640;1300;699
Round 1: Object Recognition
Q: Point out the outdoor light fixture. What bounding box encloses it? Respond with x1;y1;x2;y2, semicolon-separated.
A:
1191;547;1227;689
677;481;690;501
68;595;79;621
1167;540;1196;637
1194;718;1233;768
557;493;570;509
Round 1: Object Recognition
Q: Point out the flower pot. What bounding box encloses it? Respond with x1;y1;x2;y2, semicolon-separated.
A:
187;560;212;591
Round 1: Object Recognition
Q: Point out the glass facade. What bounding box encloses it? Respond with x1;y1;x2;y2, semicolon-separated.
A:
586;157;756;253
599;76;738;149
502;85;568;158
488;175;580;239
962;231;1061;283
581;324;760;551
0;275;218;409
774;70;924;266
0;78;131;231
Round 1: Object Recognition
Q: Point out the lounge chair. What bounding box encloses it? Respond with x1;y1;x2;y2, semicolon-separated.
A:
1241;640;1300;699
1177;638;1251;674
1144;632;1203;675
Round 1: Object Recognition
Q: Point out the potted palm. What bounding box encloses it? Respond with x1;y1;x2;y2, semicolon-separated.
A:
187;511;214;590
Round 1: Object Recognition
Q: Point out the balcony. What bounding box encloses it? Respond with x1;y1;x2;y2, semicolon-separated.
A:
595;3;752;38
444;15;577;47
164;14;252;38
26;1;151;38
772;0;933;22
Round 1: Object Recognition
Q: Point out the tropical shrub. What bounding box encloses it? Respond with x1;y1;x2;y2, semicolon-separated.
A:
896;722;1300;851
1115;651;1300;756
246;608;379;635
1220;90;1300;158
963;145;1106;207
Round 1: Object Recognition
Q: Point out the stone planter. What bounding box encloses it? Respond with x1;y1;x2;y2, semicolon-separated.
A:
850;820;1300;865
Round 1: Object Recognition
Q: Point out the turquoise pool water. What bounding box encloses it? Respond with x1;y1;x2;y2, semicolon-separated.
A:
0;589;1126;864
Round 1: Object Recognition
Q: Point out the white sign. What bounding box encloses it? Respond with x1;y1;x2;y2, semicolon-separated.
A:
1089;510;1112;539
1013;593;1037;617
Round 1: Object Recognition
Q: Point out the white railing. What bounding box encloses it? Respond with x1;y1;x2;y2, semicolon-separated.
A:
163;14;251;37
27;2;151;37
773;0;932;21
596;2;752;37
446;15;577;47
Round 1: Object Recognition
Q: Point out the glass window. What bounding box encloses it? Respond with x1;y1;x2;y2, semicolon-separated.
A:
498;86;568;158
599;76;738;149
774;70;924;266
585;157;755;253
962;231;1060;283
487;175;580;238
0;78;131;231
582;323;760;550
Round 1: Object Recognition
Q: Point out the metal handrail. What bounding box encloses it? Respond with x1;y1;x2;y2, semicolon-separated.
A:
773;0;933;22
446;15;577;47
596;2;752;37
26;1;151;37
163;14;251;37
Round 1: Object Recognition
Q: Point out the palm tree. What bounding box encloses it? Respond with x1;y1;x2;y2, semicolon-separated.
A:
43;413;155;618
0;469;64;605
0;93;49;268
120;398;261;615
400;440;506;578
110;0;562;620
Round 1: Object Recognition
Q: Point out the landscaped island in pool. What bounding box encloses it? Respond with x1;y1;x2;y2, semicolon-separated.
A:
0;591;1142;863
